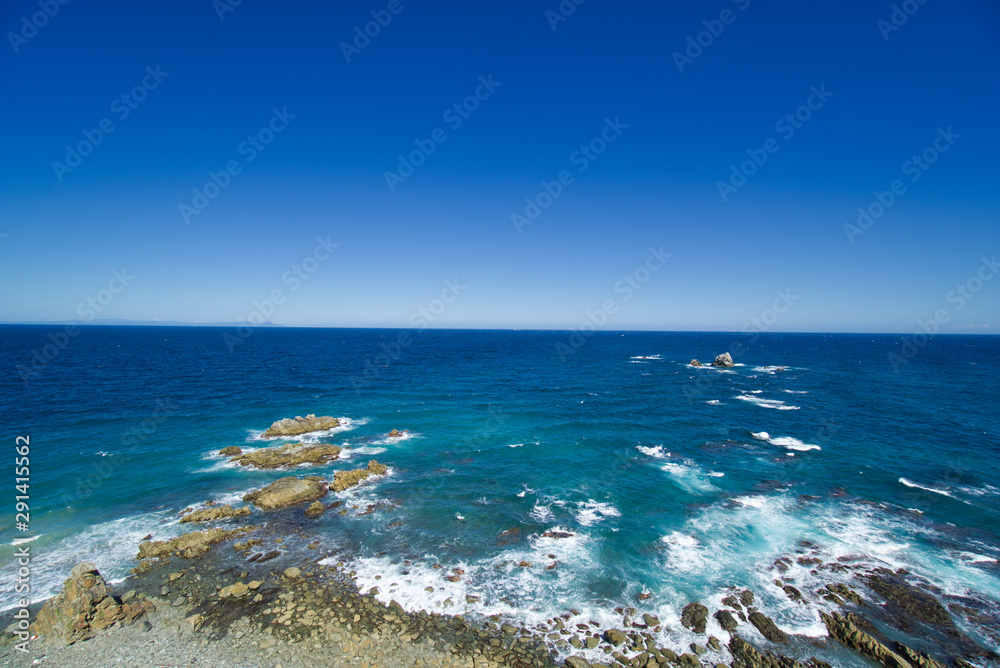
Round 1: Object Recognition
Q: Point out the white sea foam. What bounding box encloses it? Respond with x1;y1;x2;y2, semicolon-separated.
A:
959;551;999;564
661;460;720;493
706;400;722;405
247;416;368;443
751;431;770;441
529;503;554;523
736;395;800;410
630;355;662;360
899;477;956;498
507;443;524;448
574;500;621;526
782;389;809;394
10;535;42;546
636;445;668;458
752;365;788;373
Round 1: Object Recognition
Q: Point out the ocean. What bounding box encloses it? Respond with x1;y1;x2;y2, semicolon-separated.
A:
2;326;998;664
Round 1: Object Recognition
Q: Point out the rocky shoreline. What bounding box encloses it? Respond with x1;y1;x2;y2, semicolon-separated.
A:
3;417;998;668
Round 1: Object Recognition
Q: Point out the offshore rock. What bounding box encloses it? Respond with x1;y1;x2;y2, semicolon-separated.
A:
138;526;258;559
243;476;327;510
305;500;326;517
712;352;734;367
218;446;242;456
32;563;143;645
749;611;789;644
331;460;388;492
179;504;252;523
262;414;339;437
715;608;739;631
690;359;703;367
681;602;710;634
230;442;342;469
821;611;913;668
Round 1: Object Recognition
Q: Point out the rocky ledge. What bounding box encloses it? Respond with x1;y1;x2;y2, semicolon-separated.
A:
179;504;252;524
332;460;388;492
243;476;328;511
224;442;343;469
262;414;340;437
712;353;734;368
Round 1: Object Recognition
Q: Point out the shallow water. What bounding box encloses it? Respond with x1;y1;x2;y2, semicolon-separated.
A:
2;326;998;662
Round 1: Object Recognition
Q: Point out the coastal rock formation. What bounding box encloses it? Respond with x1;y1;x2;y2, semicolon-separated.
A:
331;460;388;492
32;563;146;645
138;526;257;560
749;610;789;643
681;602;709;633
218;446;242;456
712;352;734;367
243;476;327;510
715;608;739;631
388;429;404;438
179;504;252;523
822;611;914;668
305;500;326;517
229;442;342;469
262;414;339;437
690;359;703;367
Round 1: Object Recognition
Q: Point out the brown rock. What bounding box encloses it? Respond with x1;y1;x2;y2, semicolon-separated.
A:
748;611;789;644
138;526;257;560
681;602;709;634
243;476;327;510
32;563;141;645
230;442;342;469
331;460;387;492
305;500;325;517
218;446;242;456
262;414;340;437
179;504;252;523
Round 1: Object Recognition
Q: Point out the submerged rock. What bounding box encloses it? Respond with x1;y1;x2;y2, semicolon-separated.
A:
305;500;326;517
138;526;258;559
179;504;252;523
262;414;339;437
243;476;327;510
32;563;146;645
712;352;734;367
331;460;388;492
230;442;342;469
822;611;913;668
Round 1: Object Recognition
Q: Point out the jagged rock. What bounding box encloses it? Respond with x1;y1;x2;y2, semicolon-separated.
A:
715;609;739;631
749;611;789;644
230;442;342;469
827;582;864;605
305;500;325;517
138;526;257;559
690;359;703;367
262;414;339;437
32;563;143;645
862;573;951;626
681;602;709;634
541;531;574;539
821;611;912;668
218;446;242;456
739;589;756;607
712;353;734;367
388;429;404;438
179;504;252;523
219;582;249;598
897;645;947;668
243;476;327;510
331;460;387;492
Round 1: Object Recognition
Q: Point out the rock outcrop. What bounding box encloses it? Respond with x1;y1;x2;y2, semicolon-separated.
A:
681;602;709;634
305;500;326;517
179;504;252;523
388;429;404;438
331;460;388;493
138;526;258;560
229;442;342;469
218;446;242;456
749;610;789;644
712;352;734;367
243;476;328;510
822;611;913;668
690;359;703;367
32;563;148;645
262;414;340;437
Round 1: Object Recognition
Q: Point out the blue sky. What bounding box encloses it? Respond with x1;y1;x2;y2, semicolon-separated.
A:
1;0;998;332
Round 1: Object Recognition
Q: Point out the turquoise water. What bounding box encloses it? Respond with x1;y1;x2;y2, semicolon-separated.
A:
2;326;999;662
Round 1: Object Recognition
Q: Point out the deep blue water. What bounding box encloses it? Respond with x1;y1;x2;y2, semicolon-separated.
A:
2;326;999;663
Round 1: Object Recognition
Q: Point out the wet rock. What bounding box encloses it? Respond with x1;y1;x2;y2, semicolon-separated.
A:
243;476;327;510
863;572;951;627
712;353;734;368
821;611;913;668
714;609;738;631
32;563;142;645
179;504;252;523
739;589;756;607
262;414;340;437
304;500;325;517
690;359;703;367
331;460;388;492
218;446;242;456
565;657;592;668
230;442;342;469
540;531;575;539
388;429;404;438
138;526;257;559
642;613;659;627
284;567;301;579
827;582;863;605
748;611;789;644
604;628;627;646
681;602;709;634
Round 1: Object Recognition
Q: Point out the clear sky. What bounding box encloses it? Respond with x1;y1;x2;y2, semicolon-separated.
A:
1;0;998;332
